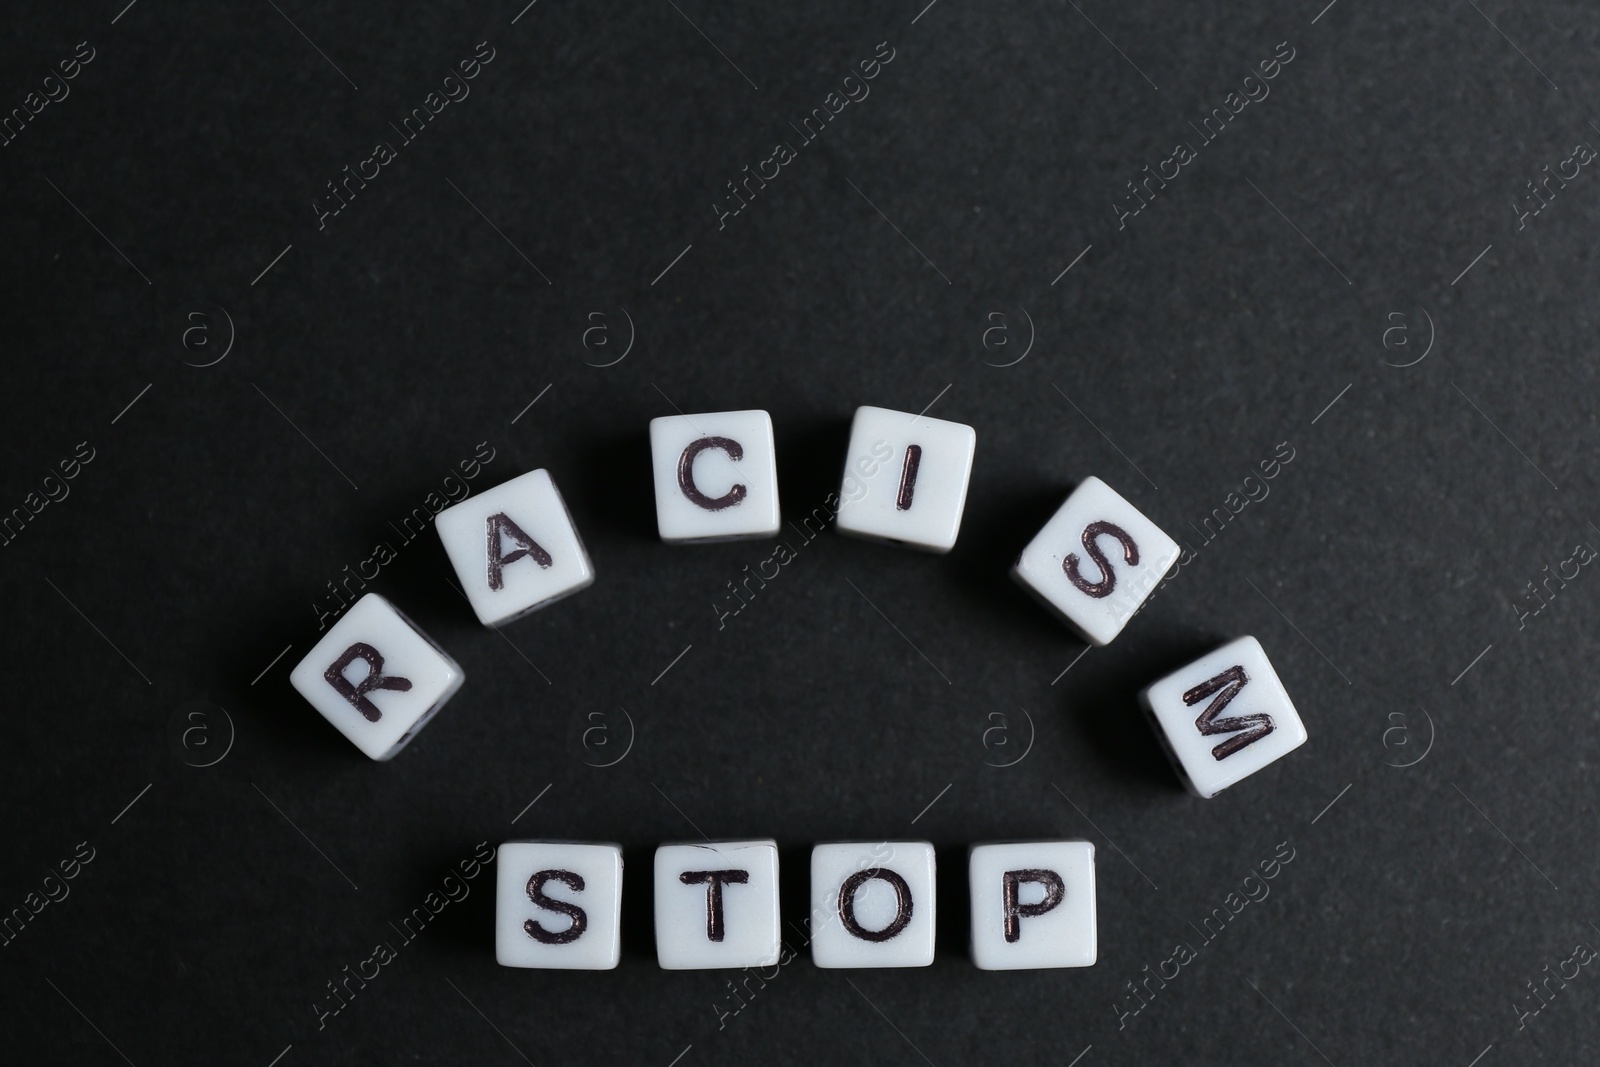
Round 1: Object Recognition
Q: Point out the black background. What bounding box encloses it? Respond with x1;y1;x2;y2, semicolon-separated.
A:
3;0;1599;1063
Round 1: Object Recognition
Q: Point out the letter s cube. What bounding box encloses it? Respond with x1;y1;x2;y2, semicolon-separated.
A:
495;841;623;970
289;593;463;760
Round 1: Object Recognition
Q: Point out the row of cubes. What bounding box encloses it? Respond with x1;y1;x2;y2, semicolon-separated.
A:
290;403;1309;794
497;839;1096;971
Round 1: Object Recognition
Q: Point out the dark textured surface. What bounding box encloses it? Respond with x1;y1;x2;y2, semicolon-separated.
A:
3;0;1599;1063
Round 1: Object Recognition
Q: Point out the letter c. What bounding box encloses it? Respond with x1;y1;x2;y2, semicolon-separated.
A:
678;437;747;511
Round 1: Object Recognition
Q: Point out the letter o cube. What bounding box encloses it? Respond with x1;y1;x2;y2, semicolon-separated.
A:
655;840;780;970
288;592;463;760
835;405;976;553
1139;635;1308;798
969;841;1096;970
495;841;623;970
1012;476;1180;645
649;409;780;543
436;468;595;626
810;841;936;968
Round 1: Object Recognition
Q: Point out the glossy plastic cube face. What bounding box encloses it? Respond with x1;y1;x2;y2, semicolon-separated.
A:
834;405;976;553
495;841;623;970
654;840;780;970
649;410;781;543
288;593;463;760
1011;476;1180;646
1140;635;1308;798
969;841;1096;971
810;842;936;969
435;468;595;626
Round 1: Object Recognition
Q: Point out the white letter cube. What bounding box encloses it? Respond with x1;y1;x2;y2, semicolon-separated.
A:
810;841;936;968
834;405;976;553
1139;635;1308;798
655;840;780;969
1011;476;1179;645
969;841;1096;970
495;841;623;970
288;592;463;760
435;468;595;626
649;409;780;543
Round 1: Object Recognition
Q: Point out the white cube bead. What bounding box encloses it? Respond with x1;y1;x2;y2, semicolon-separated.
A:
288;593;463;760
649;410;781;543
655;840;780;970
1011;476;1179;645
435;468;595;627
495;841;623;970
1140;635;1308;798
834;405;976;553
809;841;936;969
969;841;1096;970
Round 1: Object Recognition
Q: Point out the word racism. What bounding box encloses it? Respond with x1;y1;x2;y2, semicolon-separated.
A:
713;41;897;231
1112;840;1296;1028
312;441;497;630
2;440;96;548
1512;539;1595;630
313;842;495;1029
1512;138;1598;231
1512;940;1597;1030
313;42;497;232
1114;41;1297;231
1;840;96;947
1;40;95;148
